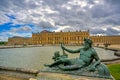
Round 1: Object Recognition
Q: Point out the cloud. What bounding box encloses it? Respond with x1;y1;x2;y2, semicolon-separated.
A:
0;0;120;41
90;26;120;36
10;26;32;33
0;25;32;41
0;14;10;24
0;26;32;41
54;25;71;32
106;27;120;35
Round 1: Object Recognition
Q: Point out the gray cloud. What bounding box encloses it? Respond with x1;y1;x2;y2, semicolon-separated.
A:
10;26;32;33
0;14;10;24
90;28;105;35
91;27;120;36
89;0;120;25
106;27;120;35
0;0;120;41
37;21;54;29
0;0;11;11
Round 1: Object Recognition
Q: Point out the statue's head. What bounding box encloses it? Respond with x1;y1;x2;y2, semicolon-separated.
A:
84;38;93;48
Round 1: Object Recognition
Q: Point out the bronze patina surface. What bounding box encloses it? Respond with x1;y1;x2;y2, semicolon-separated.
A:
44;38;113;79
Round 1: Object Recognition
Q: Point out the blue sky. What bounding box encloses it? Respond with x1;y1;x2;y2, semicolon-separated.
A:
0;0;120;41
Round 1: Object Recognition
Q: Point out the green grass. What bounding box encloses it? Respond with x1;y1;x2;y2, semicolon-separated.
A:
107;64;120;80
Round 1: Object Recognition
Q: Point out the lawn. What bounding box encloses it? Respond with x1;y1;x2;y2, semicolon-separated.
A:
107;64;120;80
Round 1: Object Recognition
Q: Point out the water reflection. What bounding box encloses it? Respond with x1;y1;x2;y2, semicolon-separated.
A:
0;46;118;70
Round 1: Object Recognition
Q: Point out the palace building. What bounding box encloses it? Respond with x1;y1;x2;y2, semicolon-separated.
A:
32;30;89;45
90;36;120;45
8;36;32;45
8;30;120;46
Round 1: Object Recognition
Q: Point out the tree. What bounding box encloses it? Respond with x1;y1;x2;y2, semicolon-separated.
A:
0;41;7;45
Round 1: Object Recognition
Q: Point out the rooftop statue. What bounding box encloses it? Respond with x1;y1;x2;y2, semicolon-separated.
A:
44;38;112;79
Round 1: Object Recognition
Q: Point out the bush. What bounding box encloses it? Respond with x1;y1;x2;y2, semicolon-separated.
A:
0;41;7;45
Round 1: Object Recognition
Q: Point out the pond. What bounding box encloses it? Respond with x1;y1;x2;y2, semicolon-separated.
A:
0;46;118;70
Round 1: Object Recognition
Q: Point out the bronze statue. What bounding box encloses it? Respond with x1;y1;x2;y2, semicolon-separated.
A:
44;38;112;79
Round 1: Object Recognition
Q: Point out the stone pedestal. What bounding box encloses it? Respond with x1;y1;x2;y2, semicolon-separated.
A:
37;72;114;80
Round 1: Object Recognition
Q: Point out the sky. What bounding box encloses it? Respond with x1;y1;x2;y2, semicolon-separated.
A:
0;0;120;41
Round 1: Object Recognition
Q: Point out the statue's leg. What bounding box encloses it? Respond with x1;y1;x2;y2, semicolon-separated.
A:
58;59;86;71
58;64;83;71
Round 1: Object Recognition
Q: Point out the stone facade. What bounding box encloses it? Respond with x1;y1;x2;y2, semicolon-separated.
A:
8;36;32;45
90;36;120;46
32;30;89;45
7;30;120;45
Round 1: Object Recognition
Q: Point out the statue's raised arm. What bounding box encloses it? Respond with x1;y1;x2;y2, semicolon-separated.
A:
61;43;80;53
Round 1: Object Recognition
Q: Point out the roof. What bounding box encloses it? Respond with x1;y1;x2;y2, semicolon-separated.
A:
12;36;24;38
40;30;52;33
